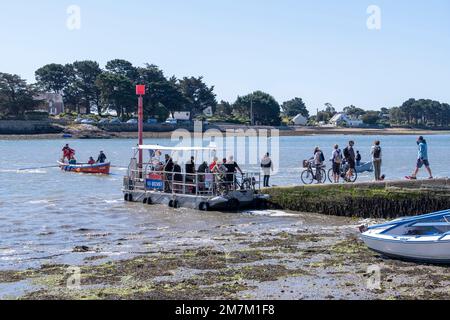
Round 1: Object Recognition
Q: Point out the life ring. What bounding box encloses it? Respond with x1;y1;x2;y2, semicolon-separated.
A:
199;202;210;211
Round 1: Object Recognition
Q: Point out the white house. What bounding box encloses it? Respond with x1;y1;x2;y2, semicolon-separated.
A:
291;114;308;126
329;113;363;127
172;112;191;121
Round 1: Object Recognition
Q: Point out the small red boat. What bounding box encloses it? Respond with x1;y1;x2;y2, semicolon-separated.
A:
58;161;111;175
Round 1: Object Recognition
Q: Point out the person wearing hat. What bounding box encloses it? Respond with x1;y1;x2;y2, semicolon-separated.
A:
407;136;433;180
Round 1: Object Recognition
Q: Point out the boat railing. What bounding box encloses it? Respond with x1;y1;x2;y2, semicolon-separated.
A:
125;167;261;197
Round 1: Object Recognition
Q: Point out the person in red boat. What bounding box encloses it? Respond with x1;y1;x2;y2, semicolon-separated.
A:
88;157;96;165
62;144;75;162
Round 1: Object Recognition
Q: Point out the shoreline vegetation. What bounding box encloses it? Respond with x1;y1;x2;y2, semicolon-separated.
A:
1;124;450;140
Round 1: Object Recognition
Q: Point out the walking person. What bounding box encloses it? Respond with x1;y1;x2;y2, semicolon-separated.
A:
407;136;433;180
261;153;274;188
330;144;343;183
343;141;356;181
371;141;382;181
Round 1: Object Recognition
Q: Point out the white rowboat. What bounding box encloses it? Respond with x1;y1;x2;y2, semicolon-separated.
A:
360;209;450;264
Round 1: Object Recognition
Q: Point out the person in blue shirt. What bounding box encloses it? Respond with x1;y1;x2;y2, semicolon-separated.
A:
408;136;433;180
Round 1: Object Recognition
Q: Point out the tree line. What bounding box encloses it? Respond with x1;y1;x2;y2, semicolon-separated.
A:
1;60;449;127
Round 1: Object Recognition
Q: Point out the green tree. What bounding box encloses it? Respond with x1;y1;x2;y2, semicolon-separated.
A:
72;60;103;114
95;72;135;120
0;73;38;117
215;100;233;118
138;64;186;120
361;111;381;125
233;91;281;126
281;97;309;118
105;59;139;81
35;64;71;93
343;105;366;118
178;76;217;116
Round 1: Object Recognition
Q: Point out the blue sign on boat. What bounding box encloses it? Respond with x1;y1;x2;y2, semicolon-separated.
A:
146;179;164;190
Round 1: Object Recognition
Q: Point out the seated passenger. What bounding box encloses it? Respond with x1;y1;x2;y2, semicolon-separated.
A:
88;157;96;165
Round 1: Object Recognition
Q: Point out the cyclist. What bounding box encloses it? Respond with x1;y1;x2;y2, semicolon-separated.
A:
313;147;325;183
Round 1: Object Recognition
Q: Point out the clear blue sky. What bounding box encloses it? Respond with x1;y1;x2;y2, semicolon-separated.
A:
1;0;449;113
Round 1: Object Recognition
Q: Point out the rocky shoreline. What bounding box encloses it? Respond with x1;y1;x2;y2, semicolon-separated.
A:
1;220;449;300
1;121;450;140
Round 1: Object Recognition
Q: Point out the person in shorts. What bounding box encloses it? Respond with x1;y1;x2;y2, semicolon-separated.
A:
408;136;433;180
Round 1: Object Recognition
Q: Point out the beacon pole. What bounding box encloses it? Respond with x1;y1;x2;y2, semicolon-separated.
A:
136;85;146;173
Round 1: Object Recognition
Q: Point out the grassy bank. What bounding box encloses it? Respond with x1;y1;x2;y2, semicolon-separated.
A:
266;179;450;218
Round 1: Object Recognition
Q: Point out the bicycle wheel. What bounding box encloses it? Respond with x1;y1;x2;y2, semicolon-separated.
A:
348;170;358;183
301;170;314;184
327;168;334;183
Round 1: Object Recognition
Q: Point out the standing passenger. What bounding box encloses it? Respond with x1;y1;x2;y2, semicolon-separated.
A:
261;153;274;188
331;144;343;183
371;141;382;181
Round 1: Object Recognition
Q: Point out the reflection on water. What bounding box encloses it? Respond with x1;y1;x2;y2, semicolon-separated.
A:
0;135;448;270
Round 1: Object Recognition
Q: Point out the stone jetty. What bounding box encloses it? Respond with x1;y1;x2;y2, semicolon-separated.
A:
266;178;450;218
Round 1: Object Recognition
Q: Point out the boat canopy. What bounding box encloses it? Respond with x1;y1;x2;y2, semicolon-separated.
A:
136;144;217;152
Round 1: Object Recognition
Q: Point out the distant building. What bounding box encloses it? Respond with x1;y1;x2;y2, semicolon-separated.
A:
34;93;65;115
291;114;308;126
329;113;363;127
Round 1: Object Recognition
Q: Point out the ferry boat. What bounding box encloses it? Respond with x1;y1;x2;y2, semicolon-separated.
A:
122;145;269;211
58;161;111;175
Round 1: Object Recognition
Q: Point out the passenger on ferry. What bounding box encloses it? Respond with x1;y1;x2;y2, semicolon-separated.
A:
225;156;243;189
173;161;183;193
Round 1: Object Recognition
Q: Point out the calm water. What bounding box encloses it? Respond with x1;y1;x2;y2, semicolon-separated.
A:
0;135;449;271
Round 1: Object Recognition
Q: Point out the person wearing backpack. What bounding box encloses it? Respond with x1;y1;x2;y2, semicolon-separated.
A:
313;147;325;183
330;144;343;183
343;141;356;181
371;140;382;181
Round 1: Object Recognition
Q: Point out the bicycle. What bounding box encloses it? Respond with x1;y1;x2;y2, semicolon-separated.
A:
301;160;327;184
327;161;358;183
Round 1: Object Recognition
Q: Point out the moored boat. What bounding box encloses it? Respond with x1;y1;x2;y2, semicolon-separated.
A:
58;161;111;175
360;209;450;263
356;161;374;173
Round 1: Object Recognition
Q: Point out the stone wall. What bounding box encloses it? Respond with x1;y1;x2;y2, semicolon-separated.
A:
266;179;450;218
0;120;63;135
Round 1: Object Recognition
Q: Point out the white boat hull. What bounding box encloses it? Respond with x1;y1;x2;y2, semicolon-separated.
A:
361;231;450;263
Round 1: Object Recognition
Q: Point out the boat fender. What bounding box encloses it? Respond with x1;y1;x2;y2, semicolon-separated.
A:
173;200;179;208
128;194;133;202
124;194;129;202
147;197;153;205
169;200;174;208
143;198;148;204
199;202;210;211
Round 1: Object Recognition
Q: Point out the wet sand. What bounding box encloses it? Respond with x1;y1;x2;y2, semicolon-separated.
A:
1;211;449;300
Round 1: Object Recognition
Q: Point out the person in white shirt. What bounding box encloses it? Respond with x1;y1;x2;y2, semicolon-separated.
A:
261;153;274;187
